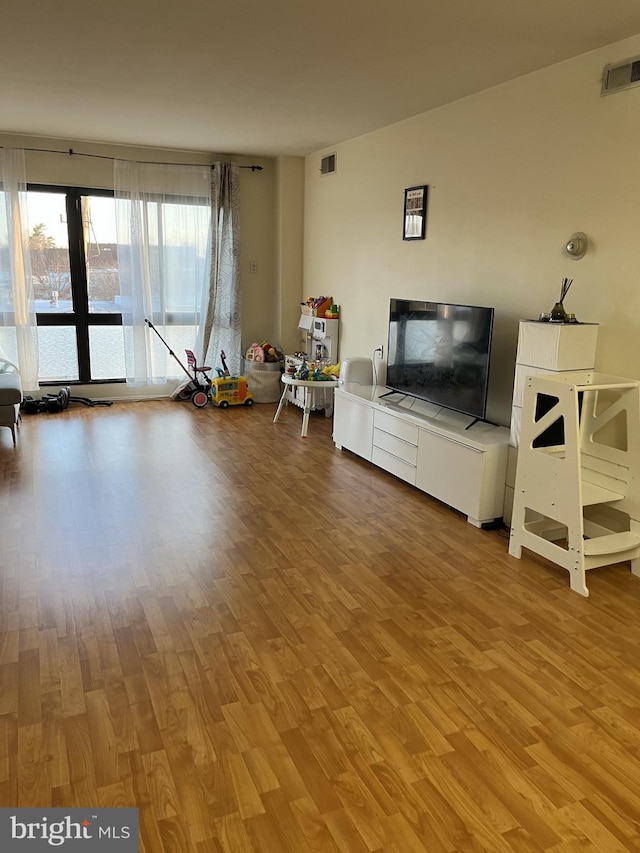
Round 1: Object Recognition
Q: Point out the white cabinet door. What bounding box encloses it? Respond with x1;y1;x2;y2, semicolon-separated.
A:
416;429;485;520
333;392;374;461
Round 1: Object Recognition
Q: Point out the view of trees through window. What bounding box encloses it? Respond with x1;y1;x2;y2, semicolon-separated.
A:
29;221;71;305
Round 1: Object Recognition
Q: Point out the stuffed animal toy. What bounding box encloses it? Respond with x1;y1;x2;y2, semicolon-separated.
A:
260;341;281;362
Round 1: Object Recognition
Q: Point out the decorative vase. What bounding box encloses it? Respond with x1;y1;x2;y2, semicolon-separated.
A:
550;301;567;323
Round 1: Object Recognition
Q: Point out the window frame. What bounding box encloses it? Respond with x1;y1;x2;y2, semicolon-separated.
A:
29;184;124;386
29;183;209;387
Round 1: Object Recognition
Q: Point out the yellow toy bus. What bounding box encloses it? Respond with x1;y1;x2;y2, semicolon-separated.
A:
210;376;254;408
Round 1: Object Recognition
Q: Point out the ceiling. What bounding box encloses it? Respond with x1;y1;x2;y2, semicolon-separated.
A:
3;0;640;158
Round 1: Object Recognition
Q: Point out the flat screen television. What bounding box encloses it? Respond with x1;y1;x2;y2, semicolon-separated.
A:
385;298;494;421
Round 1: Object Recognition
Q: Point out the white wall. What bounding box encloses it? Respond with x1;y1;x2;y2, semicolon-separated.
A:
274;156;305;354
303;34;640;426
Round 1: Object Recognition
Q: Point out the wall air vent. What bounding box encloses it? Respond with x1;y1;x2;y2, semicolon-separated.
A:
320;153;337;175
601;56;640;95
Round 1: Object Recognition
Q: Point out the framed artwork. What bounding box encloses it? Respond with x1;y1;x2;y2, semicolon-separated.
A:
402;185;428;241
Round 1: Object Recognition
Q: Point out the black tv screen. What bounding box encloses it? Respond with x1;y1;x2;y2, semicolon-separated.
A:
386;299;494;420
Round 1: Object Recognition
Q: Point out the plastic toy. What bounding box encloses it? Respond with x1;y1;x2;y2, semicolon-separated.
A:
210;376;254;408
245;343;265;362
322;363;341;378
293;361;340;381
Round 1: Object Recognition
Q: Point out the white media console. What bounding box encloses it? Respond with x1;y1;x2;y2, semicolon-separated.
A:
333;383;510;527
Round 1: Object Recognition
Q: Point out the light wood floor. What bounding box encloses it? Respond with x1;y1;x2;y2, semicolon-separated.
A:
2;399;640;851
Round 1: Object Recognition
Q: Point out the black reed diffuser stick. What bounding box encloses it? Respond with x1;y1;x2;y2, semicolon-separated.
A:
550;277;573;322
560;277;573;303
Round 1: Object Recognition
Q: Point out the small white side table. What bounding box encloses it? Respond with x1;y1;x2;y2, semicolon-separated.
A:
273;375;339;437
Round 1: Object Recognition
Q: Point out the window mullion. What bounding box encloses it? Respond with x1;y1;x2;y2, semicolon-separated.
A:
66;190;91;382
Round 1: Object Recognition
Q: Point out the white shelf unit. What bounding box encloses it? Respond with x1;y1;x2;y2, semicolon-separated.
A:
508;371;640;596
333;384;509;527
505;321;599;524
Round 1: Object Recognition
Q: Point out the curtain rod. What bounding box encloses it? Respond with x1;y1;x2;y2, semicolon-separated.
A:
12;146;263;171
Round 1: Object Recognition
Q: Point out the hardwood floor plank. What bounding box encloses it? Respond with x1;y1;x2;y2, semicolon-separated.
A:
157;814;193;853
41;692;70;791
216;811;255;853
323;806;371;853
330;705;387;766
84;689;126;788
445;731;561;850
0;713;17;787
228;751;265;820
129;697;164;756
0;629;19;665
160;730;214;845
60;713;99;804
581;792;640;849
279;727;342;814
0;662;18;715
17;723;49;806
17;648;41;726
242;746;280;796
199;754;238;820
141;749;181;822
288;795;341;852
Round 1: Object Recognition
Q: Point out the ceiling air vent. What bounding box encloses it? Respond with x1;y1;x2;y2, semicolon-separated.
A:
320;153;336;175
601;56;640;95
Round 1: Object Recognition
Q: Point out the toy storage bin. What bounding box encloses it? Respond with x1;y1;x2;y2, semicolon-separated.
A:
242;360;282;403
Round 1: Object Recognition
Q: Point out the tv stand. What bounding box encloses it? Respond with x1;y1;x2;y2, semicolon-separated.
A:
333;383;510;527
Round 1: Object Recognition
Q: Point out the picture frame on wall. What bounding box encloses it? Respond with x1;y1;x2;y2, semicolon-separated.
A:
402;185;428;241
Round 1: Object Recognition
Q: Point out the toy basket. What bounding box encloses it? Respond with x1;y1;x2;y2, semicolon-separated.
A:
242;360;282;403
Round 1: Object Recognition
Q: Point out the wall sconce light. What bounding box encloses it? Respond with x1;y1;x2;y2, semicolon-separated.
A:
564;232;588;260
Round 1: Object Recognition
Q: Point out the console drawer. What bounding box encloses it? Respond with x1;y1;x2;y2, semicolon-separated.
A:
373;428;418;466
374;409;418;445
372;446;417;485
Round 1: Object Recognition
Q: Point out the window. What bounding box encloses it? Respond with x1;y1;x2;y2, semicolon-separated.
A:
27;186;124;384
26;185;207;385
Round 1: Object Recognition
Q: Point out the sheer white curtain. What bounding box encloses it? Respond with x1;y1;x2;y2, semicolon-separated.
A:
114;160;211;387
0;148;39;392
197;163;241;375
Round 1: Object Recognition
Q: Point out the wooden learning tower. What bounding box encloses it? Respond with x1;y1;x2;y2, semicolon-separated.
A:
509;371;640;596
